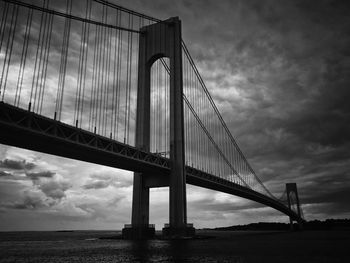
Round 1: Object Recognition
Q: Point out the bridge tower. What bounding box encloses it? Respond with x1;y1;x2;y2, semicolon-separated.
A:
286;183;303;230
122;17;194;239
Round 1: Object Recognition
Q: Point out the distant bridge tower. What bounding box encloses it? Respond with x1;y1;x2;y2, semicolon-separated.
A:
286;183;303;229
122;17;194;239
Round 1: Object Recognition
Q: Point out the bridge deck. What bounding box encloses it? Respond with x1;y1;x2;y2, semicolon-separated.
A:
0;102;300;221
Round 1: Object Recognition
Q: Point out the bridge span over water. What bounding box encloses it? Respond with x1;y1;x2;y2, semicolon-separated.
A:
0;0;303;238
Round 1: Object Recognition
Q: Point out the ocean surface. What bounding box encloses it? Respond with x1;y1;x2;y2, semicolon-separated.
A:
0;230;349;262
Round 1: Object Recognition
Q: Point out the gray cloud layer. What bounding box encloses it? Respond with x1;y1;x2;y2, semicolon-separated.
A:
83;173;133;190
0;159;35;170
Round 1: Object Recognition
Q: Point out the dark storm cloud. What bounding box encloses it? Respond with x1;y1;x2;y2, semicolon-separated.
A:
0;176;69;212
297;164;350;205
0;179;55;211
26;171;55;180
0;171;13;177
0;159;35;170
12;191;51;210
38;180;70;200
25;171;70;200
83;180;110;190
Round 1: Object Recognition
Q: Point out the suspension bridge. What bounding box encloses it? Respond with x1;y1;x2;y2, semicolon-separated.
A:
0;0;304;238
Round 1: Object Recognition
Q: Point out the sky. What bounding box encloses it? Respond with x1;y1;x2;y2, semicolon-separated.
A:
1;0;350;231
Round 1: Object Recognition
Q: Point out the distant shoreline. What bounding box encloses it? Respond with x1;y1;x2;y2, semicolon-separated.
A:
212;218;350;231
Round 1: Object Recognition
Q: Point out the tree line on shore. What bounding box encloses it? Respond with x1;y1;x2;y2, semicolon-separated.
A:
212;219;350;231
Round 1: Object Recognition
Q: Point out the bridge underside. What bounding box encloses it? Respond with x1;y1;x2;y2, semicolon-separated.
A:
0;102;169;176
0;102;301;222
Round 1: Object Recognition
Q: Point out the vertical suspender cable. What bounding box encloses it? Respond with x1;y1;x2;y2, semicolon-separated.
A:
123;13;130;143
126;15;133;144
102;4;109;136
15;7;33;106
1;4;19;102
0;2;10;99
0;2;9;53
111;9;118;138
55;0;72;120
97;4;105;134
33;0;49;112
96;5;104;134
89;24;98;130
106;25;112;137
39;12;54;114
124;13;132;144
74;1;88;126
79;0;92;129
116;12;122;140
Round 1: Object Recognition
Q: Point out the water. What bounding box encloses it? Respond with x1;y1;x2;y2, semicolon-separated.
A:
0;230;349;262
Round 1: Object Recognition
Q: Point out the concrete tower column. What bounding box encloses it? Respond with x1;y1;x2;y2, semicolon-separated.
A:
122;27;153;239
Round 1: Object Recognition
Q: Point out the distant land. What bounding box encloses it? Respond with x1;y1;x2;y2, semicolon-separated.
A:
210;219;350;231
